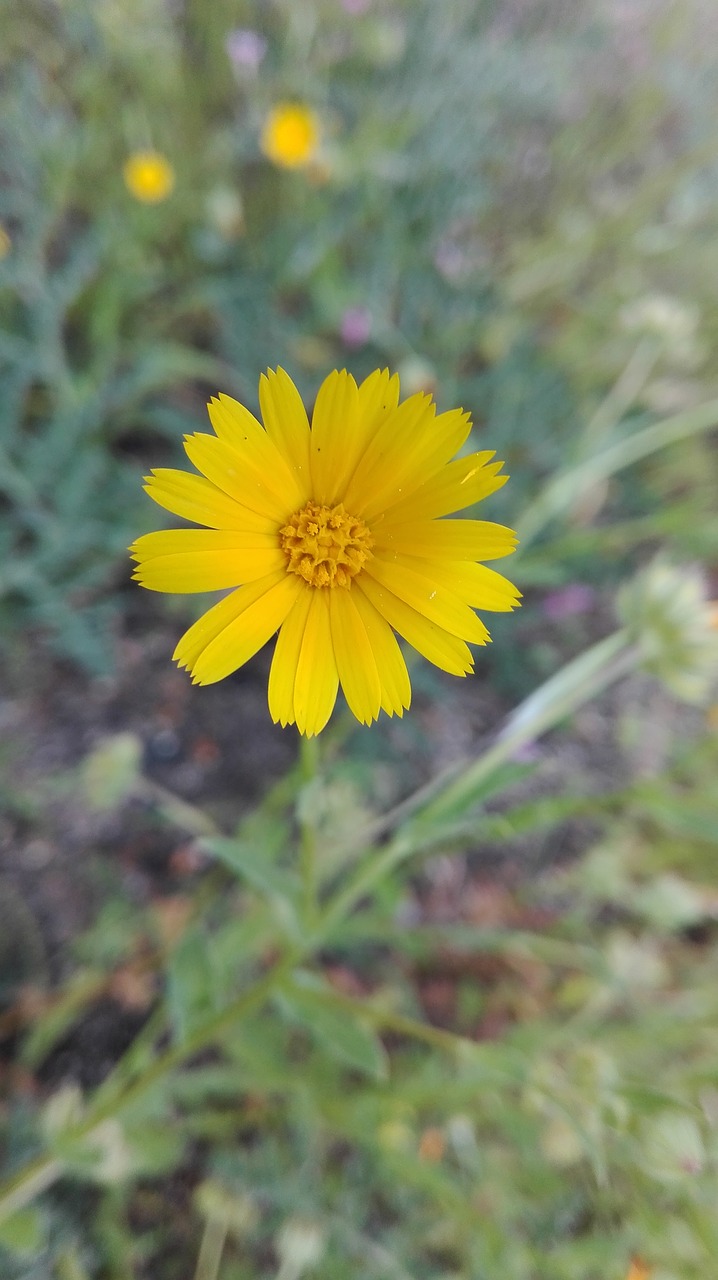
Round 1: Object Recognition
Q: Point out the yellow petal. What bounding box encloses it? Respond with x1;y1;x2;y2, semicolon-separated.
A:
309;368;400;508
208;394;306;509
206;393;264;445
357;575;475;677
329;587;382;725
258;367;312;494
399;559;522;611
374;518;518;562
308;369;360;505
190;573;302;685
350;404;473;523
130;529;283;592
268;585;313;728
381;452;507;523
173;570;286;672
144;468;275;533
355;368;401;440
342;391;435;517
293;590;339;736
366;557;490;644
350;584;411;716
184;433;293;523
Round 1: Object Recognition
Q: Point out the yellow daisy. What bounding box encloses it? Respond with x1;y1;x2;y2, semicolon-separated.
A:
130;369;520;736
260;103;320;170
123;150;175;204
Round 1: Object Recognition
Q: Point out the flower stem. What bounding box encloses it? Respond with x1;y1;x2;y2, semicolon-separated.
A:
517;396;718;550
297;733;320;929
193;1214;229;1280
318;630;637;938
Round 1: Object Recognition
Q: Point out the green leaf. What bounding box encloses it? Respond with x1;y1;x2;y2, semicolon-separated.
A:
203;836;300;929
166;927;218;1044
278;975;388;1081
124;1122;184;1176
0;1207;46;1256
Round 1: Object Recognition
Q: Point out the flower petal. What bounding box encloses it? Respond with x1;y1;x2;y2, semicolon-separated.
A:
329;587;382;725
341;391;435;517
398;558;522;611
130;529;284;591
348;404;473;523
189;573;302;685
355;368;401;435
184;433;294;523
144;468;275;533
268;585;313;728
381;452;507;524
350;584;411;716
293;590;339;736
356;575;475;677
311;368;400;507
366;557;490;644
173;570;286;673
309;369;360;504
208;394;306;510
206;393;264;444
374;518;518;562
259;367;312;494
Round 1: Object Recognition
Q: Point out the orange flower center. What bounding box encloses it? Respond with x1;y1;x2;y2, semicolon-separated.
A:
280;501;373;589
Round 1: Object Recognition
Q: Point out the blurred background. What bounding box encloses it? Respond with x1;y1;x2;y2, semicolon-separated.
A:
1;0;718;1276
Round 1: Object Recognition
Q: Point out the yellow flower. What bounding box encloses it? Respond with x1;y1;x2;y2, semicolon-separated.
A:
260;103;320;170
123;150;175;204
130;369;520;735
0;224;11;259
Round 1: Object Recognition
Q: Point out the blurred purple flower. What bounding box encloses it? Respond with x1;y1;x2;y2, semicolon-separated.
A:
542;584;596;621
341;0;372;13
226;29;268;72
340;306;372;349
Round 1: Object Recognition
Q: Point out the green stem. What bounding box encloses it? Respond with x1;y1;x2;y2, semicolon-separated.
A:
297;733;320;928
193;1214;229;1280
577;337;659;456
318;631;637;938
0;953;297;1226
0;1156;64;1226
518;396;718;549
420;632;635;827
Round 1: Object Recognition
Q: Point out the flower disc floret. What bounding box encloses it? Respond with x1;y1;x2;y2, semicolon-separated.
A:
281;501;373;588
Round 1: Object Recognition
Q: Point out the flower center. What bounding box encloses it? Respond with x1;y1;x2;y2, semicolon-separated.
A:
280;501;373;589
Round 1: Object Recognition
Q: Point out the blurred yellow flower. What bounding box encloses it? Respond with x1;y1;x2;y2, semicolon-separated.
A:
0;225;11;259
123;150;175;204
130;368;519;735
260;103;320;170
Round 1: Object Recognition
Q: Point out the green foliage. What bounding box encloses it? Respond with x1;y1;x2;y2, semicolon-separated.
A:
2;0;718;1277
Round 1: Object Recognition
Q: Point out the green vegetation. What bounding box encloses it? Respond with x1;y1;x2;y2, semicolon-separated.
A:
1;1;718;1277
